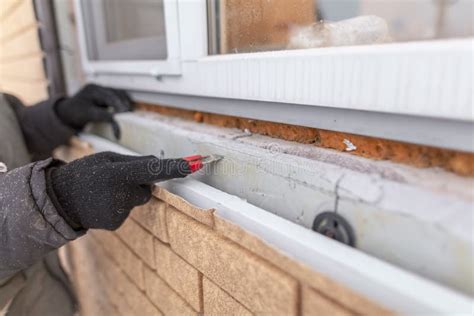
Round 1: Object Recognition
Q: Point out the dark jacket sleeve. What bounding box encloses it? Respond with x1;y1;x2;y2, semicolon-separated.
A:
4;94;76;160
0;158;86;280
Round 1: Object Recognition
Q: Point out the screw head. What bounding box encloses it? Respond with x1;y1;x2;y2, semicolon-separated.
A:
312;212;355;247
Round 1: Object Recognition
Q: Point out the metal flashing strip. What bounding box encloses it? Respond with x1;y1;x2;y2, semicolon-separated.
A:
130;91;474;152
80;134;472;314
82;112;473;296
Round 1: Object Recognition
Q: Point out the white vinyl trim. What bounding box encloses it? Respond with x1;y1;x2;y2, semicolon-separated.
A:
88;38;474;122
176;0;208;61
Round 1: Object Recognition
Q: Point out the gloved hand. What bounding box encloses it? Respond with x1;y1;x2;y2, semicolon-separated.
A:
55;84;132;139
47;152;192;230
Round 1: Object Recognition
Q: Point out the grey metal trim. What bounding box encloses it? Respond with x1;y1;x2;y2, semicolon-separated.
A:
33;0;66;97
131;91;474;152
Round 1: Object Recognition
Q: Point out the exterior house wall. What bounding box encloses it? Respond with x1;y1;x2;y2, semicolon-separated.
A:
0;0;48;104
22;1;472;313
55;104;472;315
64;185;390;316
57;139;393;316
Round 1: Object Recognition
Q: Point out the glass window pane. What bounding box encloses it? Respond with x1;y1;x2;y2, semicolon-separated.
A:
103;0;166;43
209;0;473;54
82;0;167;60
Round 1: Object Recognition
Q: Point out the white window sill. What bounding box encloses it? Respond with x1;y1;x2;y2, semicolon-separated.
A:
88;38;473;122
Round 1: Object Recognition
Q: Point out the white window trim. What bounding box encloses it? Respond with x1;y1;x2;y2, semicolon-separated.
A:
87;38;473;121
75;0;474;150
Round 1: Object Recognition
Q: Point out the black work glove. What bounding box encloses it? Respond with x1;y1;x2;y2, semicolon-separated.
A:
55;84;132;139
46;152;192;231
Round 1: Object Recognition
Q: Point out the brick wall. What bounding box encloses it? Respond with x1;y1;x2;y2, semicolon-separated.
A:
64;182;392;315
0;0;48;104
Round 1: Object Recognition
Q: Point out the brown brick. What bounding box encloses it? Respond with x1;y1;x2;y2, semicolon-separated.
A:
167;209;298;315
67;237;122;316
203;277;252;316
154;239;201;311
153;186;214;226
131;197;169;242
214;215;391;316
144;267;197;316
116;218;155;268
92;230;145;290
302;286;355;316
96;264;136;316
98;253;162;316
71;236;162;316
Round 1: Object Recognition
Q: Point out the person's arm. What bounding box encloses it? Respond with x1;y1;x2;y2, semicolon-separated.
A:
0;158;84;280
4;94;76;161
5;84;132;160
0;152;192;280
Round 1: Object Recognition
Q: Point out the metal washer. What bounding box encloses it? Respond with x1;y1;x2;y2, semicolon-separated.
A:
312;212;355;247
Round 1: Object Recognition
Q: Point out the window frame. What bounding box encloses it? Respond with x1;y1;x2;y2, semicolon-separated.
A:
74;0;473;152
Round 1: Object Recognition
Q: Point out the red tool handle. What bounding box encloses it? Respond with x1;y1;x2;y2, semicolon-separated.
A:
183;155;204;173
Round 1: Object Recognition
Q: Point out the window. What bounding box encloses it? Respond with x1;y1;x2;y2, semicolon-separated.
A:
208;0;473;54
82;0;167;60
75;0;180;75
74;0;473;152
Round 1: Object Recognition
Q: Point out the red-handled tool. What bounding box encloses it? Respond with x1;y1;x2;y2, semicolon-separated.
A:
183;155;224;173
142;154;224;184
